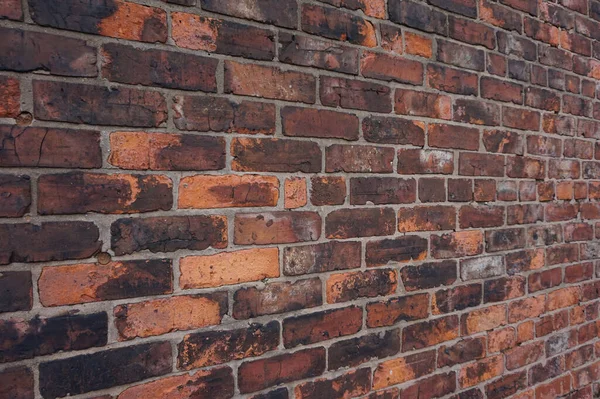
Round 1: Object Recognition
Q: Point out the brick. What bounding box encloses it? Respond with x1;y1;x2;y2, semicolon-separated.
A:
282;107;359;140
507;204;544;225
0;174;30;217
438;337;486;367
503;107;541;131
543;114;577;136
482;130;524;155
565;223;594;242
0;271;31;313
388;0;448;35
366;293;430;327
34;80;167;127
0;221;101;265
235;212;320;245
546;203;579;222
459;205;505;229
302;4;376;47
283;306;362;348
484;276;526;303
481;77;523;104
486;371;527;399
326;269;397;303
427;64;478;95
398;149;454;174
238;348;325;393
233;279;322;319
250;389;289;399
0;0;22;20
372;350;436;389
486;228;526;252
404;31;433;58
179;174;278;209
171;13;275;60
38;259;172;307
431;231;484;259
448;179;473;202
225;61;316;103
458;355;504;388
488;53;507;76
449;16;495;49
454;99;501;126
0;27;96;77
326;208;395;239
0;76;19;118
0;312;107;363
497;180;518;201
547;243;579;265
283;241;360;276
39;342;172;398
325;144;395;173
285;177;306;209
497;31;537;61
462;304;507;335
547;286;582;311
110;132;224;171
363;116;426;145
361;51;423;85
29;0;167;42
321;76;392;112
173;96;275;134
400;260;456;291
506;341;544;370
366;235;427;267
398;205;456;233
403;315;459;351
437;40;485;71
524;17;560;46
295;368;371;399
178;322;279;369
461;255;505;280
118;367;234;399
395;88;452;120
111;215;226;255
528;225;563;246
548;159;581;179
434;284;479;314
102;43;216;91
351;177;416;205
507;156;546;179
0;367;33;399
38;172;172;215
279;33;359;74
429;123;479;150
535;375;571;398
232;138;321;173
115;293;227;340
329;330;400;370
200;0;297;28
310;176;346;206
525;87;561;111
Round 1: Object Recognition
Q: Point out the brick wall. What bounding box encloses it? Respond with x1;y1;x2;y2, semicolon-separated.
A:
2;0;600;398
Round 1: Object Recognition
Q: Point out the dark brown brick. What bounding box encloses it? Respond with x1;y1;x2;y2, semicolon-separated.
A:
33;80;167;127
429;123;480;150
0;312;107;363
0;271;32;313
433;284;482;315
233;279;322;319
38;172;172;215
363;116;425;145
350;177;416;205
388;0;448;35
0;222;101;265
321;76;392;113
326;208;396;239
398;149;454;174
328;330;400;370
326;269;397;303
0;367;33;399
178;321;279;369
201;0;297;28
232;138;321;173
39;342;172;398
366;235;427;267
403;315;460;351
459;205;505;229
282;107;358;141
482;130;524;155
428;64;478;95
310;176;346;206
400;260;457;291
438;337;486;367
459;153;505;177
0;174;30;218
283;241;361;276
279;33;358;74
454;99;501;126
437;40;485;71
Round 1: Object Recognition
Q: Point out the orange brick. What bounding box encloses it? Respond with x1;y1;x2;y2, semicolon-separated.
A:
327;269;397;303
114;293;227;340
180;248;279;289
556;181;574;200
0;76;20;118
38;260;172;307
547;286;582;311
405;31;433;58
458;354;503;388
95;0;167;42
179;174;279;209
517;321;534;343
285;177;307;209
461;304;507;335
373;350;436;389
488;327;516;353
508;294;546;323
535;374;571;399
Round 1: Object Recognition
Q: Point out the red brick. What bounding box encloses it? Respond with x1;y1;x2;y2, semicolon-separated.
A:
280;33;358;74
225;61;316;103
361;51;423;85
484;276;526;303
461;304;507;335
326;269;397;303
351;177;416;205
427;64;478;95
283;306;362;348
507;204;544;225
431;231;484;259
401;371;457;399
0;367;33;399
486;228;526;252
301;4;376;47
180;248;279;289
366;293;430;327
39;259;172;307
429;123;479;150
177;322;279;370
547;286;582;311
29;0;167;42
398;205;456;232
282;107;358;140
506;341;545;370
509;295;546;323
238;348;325;393
459;153;504;176
283;241;360;276
398;149;454;174
366;235;426;267
438;337;486;368
0;76;19;119
486;371;527;399
395;88;452;120
373;349;436;389
0;271;31;314
327;144;395;173
449;16;495;49
234;279;322;319
459;205;505;229
403;315;459;351
0;0;22;20
433;283;483;315
449;178;474;202
326;208;396;239
363;116;426;145
321;76;392;113
38;172;172;215
234;212;321;245
295;368;371;399
481;77;523;104
171;12;275;60
0;174;30;218
458;355;504;388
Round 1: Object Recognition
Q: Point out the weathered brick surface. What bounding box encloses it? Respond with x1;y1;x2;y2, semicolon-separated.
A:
5;1;600;397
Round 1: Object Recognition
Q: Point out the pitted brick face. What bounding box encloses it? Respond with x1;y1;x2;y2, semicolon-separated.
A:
4;0;600;397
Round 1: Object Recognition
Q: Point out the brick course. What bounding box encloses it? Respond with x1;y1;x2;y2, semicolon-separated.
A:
3;0;600;398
